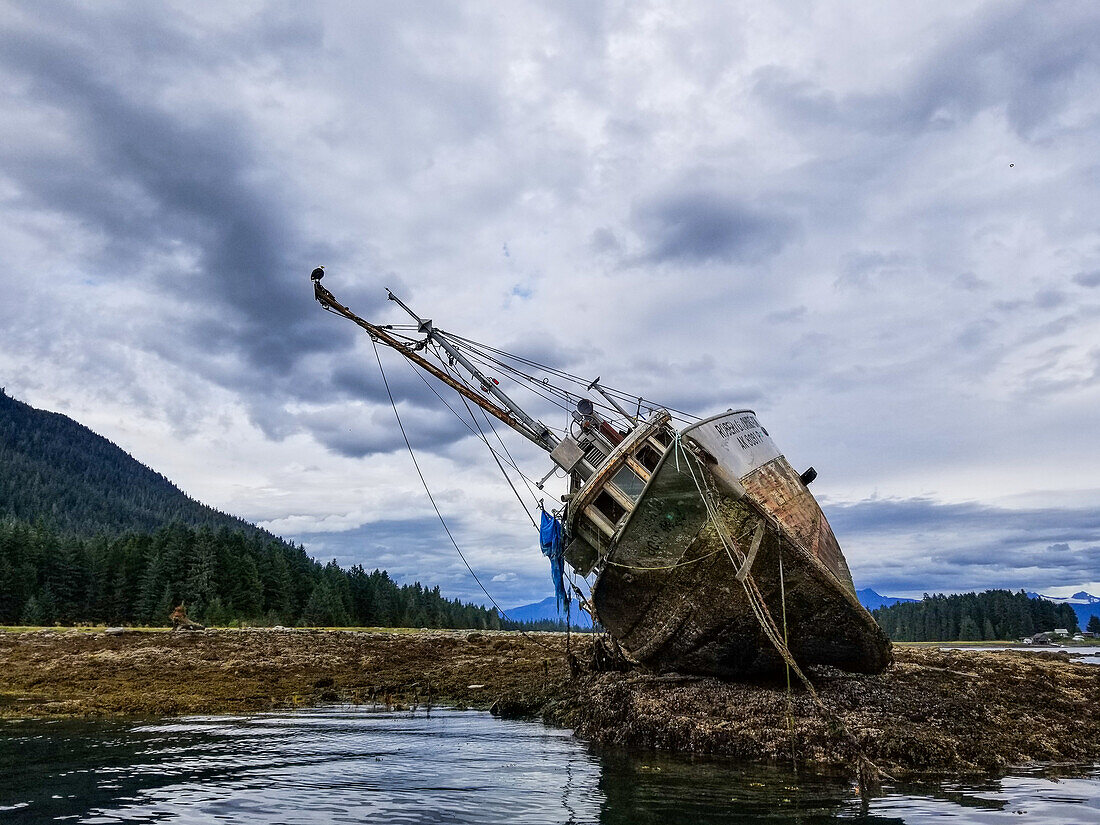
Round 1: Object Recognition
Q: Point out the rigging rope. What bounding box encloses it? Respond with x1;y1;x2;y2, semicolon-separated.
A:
475;402;542;505
441;332;702;424
372;338;569;656
779;549;797;771
426;342;544;505
449;343;578;415
398;353;545;491
437;354;540;529
370;337;511;620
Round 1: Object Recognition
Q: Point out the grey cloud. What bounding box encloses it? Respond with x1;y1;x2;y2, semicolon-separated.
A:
954;273;990;291
831;496;1100;595
766;306;807;324
0;11;353;376
754;2;1100;140
589;227;622;255
299;403;470;459
1032;289;1066;309
836;250;914;289
954;320;996;351
831;496;1100;534
633;191;796;265
1074;271;1100;288
296;517;546;608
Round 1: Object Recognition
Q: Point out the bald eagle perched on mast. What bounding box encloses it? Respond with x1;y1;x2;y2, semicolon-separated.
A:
310;266;325;281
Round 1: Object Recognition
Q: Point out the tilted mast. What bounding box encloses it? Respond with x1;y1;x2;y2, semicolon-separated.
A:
384;289;559;452
313;278;559;452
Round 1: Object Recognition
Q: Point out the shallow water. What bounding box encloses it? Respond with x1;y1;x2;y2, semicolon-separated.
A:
1;707;1097;824
939;645;1100;664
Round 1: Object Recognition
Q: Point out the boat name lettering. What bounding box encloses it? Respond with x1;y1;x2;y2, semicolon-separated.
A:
713;415;759;440
736;430;766;450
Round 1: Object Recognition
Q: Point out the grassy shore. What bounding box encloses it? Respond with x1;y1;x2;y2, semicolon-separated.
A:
1;627;1097;777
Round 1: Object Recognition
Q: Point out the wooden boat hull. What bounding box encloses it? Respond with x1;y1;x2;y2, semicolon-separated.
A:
591;430;892;679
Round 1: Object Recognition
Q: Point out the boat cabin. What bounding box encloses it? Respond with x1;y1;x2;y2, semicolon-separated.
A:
550;402;675;575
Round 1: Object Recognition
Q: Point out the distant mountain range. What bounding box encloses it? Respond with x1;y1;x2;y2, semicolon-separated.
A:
1027;591;1100;627
512;586;1100;629
507;596;593;628
855;588;918;610
509;588;915;626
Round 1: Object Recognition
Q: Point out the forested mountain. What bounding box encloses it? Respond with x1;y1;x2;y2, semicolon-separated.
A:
0;389;263;537
0;391;502;629
872;590;1080;641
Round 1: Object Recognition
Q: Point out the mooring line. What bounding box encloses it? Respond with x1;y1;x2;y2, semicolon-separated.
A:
372;339;563;654
372;338;509;618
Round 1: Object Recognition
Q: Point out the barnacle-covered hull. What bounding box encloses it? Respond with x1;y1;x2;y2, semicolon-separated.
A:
590;414;892;679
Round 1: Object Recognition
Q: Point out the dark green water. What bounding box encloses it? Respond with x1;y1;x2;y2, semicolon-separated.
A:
1;707;1097;824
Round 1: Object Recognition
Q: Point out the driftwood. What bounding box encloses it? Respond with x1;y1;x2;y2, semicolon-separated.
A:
169;604;205;631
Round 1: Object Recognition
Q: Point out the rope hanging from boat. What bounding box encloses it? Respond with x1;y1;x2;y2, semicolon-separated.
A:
370;337;511;620
779;550;797;770
373;337;584;652
398;354;545;495
673;436;890;786
600;520;769;572
603;547;725;571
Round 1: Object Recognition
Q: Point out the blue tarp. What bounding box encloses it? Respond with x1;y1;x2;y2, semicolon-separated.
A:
539;510;569;610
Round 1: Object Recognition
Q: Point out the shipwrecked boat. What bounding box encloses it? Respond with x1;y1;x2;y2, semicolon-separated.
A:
313;273;892;678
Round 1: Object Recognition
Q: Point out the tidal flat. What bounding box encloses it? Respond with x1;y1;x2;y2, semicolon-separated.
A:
1;628;1097;778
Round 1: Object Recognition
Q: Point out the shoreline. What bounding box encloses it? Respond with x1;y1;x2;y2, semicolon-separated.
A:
2;628;1097;778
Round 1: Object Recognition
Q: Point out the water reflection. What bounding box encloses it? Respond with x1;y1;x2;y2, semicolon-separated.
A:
0;707;1097;824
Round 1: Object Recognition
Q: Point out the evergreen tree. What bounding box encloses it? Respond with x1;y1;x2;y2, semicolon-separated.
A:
982;618;996;641
301;580;351;627
959;615;980;641
184;531;218;617
20;594;45;625
203;596;230;627
1087;615;1100;634
874;589;1088;641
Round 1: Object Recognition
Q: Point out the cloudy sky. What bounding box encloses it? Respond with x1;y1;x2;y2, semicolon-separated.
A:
2;1;1098;607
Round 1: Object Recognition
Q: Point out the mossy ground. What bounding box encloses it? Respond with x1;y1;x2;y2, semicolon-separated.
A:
1;628;1097;777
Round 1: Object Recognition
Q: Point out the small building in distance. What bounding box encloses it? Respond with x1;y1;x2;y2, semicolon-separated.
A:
1027;631;1059;645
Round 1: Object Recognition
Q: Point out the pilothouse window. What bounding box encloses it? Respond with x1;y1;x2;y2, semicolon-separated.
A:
611;465;646;502
636;444;662;472
593;490;626;524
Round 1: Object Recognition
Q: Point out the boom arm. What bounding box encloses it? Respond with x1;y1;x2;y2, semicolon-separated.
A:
313;280;557;451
